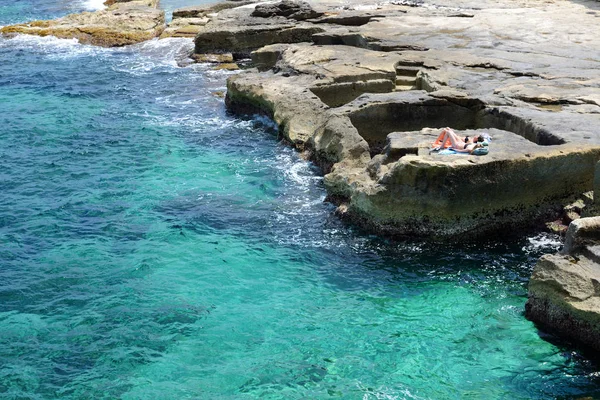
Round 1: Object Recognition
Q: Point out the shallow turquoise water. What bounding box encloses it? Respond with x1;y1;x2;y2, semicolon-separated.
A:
1;2;600;399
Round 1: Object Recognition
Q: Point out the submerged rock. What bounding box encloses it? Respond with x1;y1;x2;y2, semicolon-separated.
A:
526;217;600;353
0;0;165;47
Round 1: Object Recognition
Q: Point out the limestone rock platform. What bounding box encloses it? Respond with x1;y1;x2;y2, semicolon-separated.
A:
219;0;600;237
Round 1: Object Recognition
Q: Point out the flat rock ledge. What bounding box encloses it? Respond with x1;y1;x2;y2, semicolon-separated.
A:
0;0;165;47
161;1;256;39
218;0;600;237
526;217;600;353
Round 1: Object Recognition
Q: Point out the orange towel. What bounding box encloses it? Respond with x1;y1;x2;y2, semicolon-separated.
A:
432;131;452;148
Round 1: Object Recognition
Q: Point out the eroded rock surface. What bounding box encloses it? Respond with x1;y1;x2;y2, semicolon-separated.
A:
526;217;600;353
0;0;165;47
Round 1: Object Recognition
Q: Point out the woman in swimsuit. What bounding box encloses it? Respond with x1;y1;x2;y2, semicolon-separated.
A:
434;127;484;154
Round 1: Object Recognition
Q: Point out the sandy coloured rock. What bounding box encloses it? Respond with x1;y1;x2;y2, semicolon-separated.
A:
526;217;600;353
0;0;165;47
217;0;600;237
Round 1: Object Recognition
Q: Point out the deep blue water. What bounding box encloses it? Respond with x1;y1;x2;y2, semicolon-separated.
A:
1;1;600;399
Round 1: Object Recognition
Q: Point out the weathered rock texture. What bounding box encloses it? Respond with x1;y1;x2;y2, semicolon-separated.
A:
0;0;165;47
219;0;600;237
526;217;600;353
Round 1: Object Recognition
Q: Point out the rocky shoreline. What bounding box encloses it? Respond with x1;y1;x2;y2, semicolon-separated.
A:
2;0;600;354
0;0;165;47
215;0;600;239
2;0;598;238
527;217;600;353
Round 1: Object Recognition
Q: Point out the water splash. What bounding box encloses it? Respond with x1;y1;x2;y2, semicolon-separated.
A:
79;0;106;11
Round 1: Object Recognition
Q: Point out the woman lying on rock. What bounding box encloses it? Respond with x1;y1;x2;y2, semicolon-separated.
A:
431;127;488;155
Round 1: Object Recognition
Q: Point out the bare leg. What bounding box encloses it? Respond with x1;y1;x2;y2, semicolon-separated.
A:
434;129;451;149
438;128;464;149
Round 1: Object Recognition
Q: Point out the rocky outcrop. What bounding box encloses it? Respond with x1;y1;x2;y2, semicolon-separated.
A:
194;6;324;57
160;17;209;39
161;1;256;39
16;0;597;238
172;2;254;19
252;0;323;21
526;217;600;353
0;0;164;47
220;0;600;237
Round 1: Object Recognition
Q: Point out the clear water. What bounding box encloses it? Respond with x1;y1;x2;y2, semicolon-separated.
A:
1;1;600;399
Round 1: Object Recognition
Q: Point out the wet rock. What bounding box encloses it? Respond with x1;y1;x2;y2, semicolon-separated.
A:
562;198;586;224
213;62;240;70
104;0;159;6
546;220;569;235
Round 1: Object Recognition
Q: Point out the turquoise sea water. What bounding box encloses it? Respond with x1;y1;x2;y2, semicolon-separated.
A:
1;2;600;399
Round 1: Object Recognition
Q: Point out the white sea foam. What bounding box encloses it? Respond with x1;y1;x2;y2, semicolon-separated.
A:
0;33;109;59
80;0;107;11
135;37;194;60
0;34;196;70
283;156;322;188
110;38;196;75
252;115;278;131
523;232;562;253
